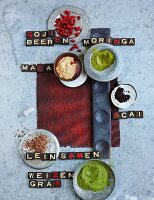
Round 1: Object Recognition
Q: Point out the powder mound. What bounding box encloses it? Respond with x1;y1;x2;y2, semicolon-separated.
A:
24;134;49;153
115;87;130;103
56;56;76;80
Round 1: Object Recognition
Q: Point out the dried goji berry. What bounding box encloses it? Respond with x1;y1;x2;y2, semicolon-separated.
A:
77;16;81;20
70;39;75;43
74;32;80;37
69;46;75;51
74;44;79;49
74;26;81;31
64;10;71;15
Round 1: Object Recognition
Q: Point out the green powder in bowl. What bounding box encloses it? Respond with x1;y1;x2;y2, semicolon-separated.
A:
77;160;110;192
91;49;115;71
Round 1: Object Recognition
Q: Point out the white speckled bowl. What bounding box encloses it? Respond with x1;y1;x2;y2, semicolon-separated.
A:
73;160;115;200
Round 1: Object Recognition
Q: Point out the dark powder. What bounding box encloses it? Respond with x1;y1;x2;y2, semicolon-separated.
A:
115;87;130;103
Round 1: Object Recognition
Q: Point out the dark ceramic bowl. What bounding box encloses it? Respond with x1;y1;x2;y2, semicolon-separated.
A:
54;53;83;81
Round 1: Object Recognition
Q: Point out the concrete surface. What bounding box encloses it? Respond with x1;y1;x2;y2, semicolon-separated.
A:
0;0;154;200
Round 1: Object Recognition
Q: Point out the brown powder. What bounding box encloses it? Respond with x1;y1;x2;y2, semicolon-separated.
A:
24;134;49;153
115;87;130;103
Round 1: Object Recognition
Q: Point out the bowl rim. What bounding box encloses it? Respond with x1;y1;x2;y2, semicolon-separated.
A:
54;52;83;81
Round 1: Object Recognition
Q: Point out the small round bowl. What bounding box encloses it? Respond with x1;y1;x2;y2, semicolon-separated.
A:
54;53;83;81
73;160;115;200
111;84;137;109
19;129;60;169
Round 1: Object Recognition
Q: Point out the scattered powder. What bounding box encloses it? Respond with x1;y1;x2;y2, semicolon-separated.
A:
14;127;29;140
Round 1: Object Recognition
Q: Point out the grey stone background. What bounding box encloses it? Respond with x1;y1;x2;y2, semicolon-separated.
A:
0;0;154;200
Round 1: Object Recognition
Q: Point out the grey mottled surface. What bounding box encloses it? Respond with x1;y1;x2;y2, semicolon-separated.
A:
0;0;154;200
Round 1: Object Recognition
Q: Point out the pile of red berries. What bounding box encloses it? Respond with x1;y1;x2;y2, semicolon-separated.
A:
54;10;81;38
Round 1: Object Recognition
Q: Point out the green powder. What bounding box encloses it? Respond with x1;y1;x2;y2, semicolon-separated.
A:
91;49;115;71
77;161;110;192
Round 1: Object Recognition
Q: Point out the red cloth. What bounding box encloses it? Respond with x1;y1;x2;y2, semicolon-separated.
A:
110;79;120;147
37;74;120;147
37;73;93;147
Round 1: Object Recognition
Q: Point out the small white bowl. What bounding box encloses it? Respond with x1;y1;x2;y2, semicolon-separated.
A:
73;160;115;200
19;129;59;169
111;84;137;109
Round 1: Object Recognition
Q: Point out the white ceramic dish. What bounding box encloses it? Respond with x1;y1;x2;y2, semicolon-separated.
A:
84;43;123;82
19;129;59;169
60;70;87;87
73;160;115;200
48;5;89;44
111;84;137;109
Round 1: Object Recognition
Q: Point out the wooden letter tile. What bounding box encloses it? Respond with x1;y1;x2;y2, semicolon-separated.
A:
67;152;76;159
84;152;92;159
37;181;44;188
47;39;54;46
54;37;62;44
44;181;54;188
83;39;90;46
128;111;136;118
28;172;36;179
34;152;41;159
120;38;128;45
48;30;55;37
54;180;61;188
119;112;128;119
26;39;33;46
21;64;29;72
40;39;47;46
26;153;34;160
40;31;48;38
112;112;120;120
44;64;53;72
59;171;67;179
26;31;33;38
51;172;60;179
91;37;98;45
92;151;100;159
33;31;41;38
29;180;37;188
113;38;121;45
59;152;67;160
29;65;37;72
66;172;74;179
37;64;44;73
36;172;44;179
135;111;143;118
76;152;84;159
62;37;69;45
128;38;135;46
33;39;40;46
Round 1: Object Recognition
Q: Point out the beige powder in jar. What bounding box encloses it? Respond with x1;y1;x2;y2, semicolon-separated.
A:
56;56;77;80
